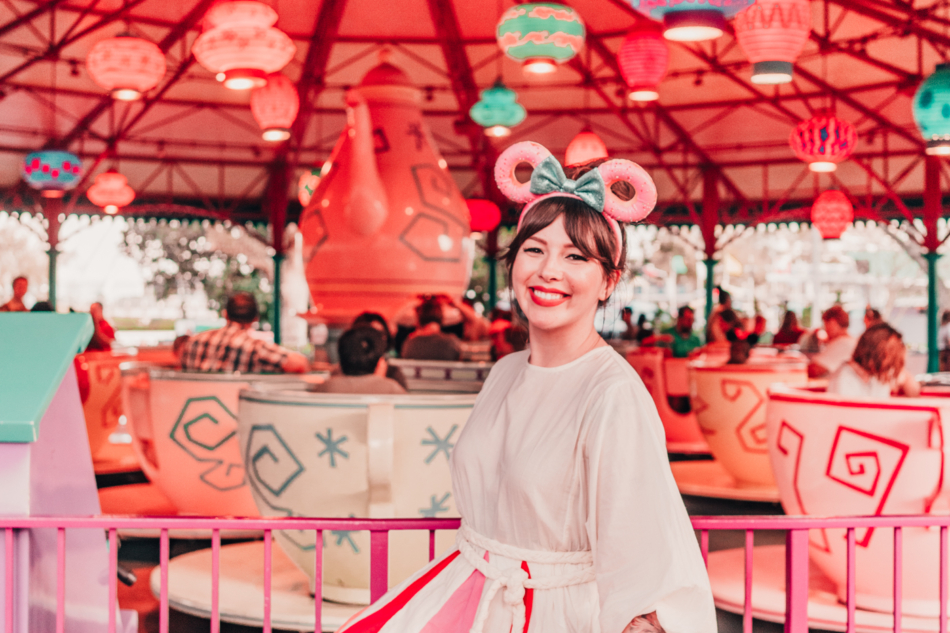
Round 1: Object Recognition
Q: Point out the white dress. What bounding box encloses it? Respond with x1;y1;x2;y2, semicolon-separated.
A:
338;347;716;633
827;363;891;399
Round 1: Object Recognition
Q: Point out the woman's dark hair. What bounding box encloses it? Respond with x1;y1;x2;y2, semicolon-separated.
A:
353;311;393;350
30;301;53;312
852;323;905;382
503;160;628;297
778;311;799;334
338;326;388;376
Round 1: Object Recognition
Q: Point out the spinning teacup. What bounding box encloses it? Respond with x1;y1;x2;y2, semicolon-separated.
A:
237;383;476;605
120;367;319;516
767;384;950;616
689;357;807;486
389;358;492;394
76;350;136;458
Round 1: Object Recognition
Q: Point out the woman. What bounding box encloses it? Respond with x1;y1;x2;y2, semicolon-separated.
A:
773;311;804;346
827;323;920;398
337;143;714;633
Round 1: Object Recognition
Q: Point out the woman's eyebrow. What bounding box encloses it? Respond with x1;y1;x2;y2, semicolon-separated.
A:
525;236;547;245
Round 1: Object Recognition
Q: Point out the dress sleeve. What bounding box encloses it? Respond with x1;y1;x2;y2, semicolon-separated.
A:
585;378;717;633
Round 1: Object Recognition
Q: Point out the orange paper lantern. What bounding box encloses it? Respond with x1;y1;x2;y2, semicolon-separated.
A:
618;27;668;101
250;74;299;141
87;171;135;214
86;35;166;100
192;1;296;90
811;190;853;240
789;112;857;173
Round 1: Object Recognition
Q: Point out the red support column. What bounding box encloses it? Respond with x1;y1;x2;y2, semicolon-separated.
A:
924;156;941;372
702;168;720;324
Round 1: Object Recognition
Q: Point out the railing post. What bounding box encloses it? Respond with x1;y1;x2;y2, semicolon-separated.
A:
785;528;809;633
369;530;389;604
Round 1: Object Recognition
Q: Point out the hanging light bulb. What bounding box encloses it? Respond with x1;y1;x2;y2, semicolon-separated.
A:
914;63;950;156
496;3;586;76
565;129;608;165
789;111;857;173
734;0;811;85
629;1;755;42
192;1;296;90
469;79;527;138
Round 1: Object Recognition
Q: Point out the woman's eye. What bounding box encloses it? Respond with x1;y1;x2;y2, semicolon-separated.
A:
523;247;542;254
567;253;588;261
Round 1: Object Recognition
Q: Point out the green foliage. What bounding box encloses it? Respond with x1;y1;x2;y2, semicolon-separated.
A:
120;221;274;326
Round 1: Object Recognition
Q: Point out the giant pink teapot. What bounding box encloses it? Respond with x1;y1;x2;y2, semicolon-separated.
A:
300;58;473;325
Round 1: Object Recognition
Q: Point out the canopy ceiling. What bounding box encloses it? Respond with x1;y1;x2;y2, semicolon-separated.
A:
0;0;946;227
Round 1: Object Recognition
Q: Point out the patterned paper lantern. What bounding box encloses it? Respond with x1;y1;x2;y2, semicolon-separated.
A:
734;0;811;85
86;35;166;101
466;199;502;232
21;150;83;197
913;63;950;156
630;0;757;41
469;80;527;138
496;3;585;75
811;190;853;240
565;130;608;165
86;171;135;214
192;1;296;90
298;168;320;207
789;112;857;172
250;73;299;141
618;26;669;101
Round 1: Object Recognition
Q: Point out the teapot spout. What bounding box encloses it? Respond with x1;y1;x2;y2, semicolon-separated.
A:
344;91;389;235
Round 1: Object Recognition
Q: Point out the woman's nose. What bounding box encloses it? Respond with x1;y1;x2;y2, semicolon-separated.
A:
537;254;564;281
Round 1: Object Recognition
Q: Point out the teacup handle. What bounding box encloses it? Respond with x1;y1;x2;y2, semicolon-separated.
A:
367;402;395;518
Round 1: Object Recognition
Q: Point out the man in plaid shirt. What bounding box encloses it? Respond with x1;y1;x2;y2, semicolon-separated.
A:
181;292;309;374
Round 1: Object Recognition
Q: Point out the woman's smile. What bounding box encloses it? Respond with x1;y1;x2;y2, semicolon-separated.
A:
529;286;571;306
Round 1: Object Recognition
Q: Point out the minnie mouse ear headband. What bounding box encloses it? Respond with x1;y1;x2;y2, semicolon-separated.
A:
494;141;658;266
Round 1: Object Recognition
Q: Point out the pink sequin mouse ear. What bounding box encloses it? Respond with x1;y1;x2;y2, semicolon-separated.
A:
494;142;553;204
597;159;658;223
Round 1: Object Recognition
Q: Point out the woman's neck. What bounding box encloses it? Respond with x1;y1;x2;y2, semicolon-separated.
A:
527;322;606;368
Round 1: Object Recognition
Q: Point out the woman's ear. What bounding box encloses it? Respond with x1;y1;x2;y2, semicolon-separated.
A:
600;269;622;302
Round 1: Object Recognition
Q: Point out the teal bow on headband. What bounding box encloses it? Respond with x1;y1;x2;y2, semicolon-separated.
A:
529;156;606;212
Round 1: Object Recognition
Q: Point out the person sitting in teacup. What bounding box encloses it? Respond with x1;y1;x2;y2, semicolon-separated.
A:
827;323;920;398
312;326;406;394
807;305;857;378
180;292;308;374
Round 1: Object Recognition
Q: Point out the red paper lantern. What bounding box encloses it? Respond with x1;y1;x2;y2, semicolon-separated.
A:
565;130;608;166
734;0;811;85
86;35;166;101
811;190;853;240
251;74;299;141
466;199;502;232
618;27;669;101
86;171;135;214
192;1;296;90
789;112;857;173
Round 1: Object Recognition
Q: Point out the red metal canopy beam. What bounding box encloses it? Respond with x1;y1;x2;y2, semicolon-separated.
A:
0;0;67;39
825;0;950;52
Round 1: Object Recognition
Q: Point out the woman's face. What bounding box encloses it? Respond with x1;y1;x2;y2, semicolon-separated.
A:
511;215;615;335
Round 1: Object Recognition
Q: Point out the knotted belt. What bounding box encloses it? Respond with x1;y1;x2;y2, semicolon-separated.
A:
456;522;595;633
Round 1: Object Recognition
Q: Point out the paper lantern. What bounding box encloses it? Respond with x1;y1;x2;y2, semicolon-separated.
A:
734;0;810;85
192;1;296;90
298;168;320;207
630;0;757;41
618;27;668;101
496;3;585;75
913;63;950;156
86;171;135;214
250;73;299;141
811;190;853;239
86;35;166;101
467;199;502;232
469;80;527;138
21;150;83;197
565;130;608;165
789;112;857;172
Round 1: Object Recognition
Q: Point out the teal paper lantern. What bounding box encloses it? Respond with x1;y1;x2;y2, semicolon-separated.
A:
496;3;585;74
20;150;83;197
630;0;757;41
913;63;950;156
469;81;527;138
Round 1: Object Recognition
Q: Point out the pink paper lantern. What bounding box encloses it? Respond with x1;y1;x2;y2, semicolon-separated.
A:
789;112;857;172
86;35;166;101
250;74;299;141
192;1;296;90
87;171;135;214
618;27;669;101
734;0;811;85
564;130;608;166
811;190;853;240
466;199;502;232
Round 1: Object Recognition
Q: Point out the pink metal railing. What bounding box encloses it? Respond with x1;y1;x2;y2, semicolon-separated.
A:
1;514;948;633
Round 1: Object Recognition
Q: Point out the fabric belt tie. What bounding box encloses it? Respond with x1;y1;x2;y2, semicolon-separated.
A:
456;522;595;633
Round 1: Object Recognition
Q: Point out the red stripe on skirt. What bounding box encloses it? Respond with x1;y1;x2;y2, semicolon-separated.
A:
521;561;533;633
342;550;463;633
